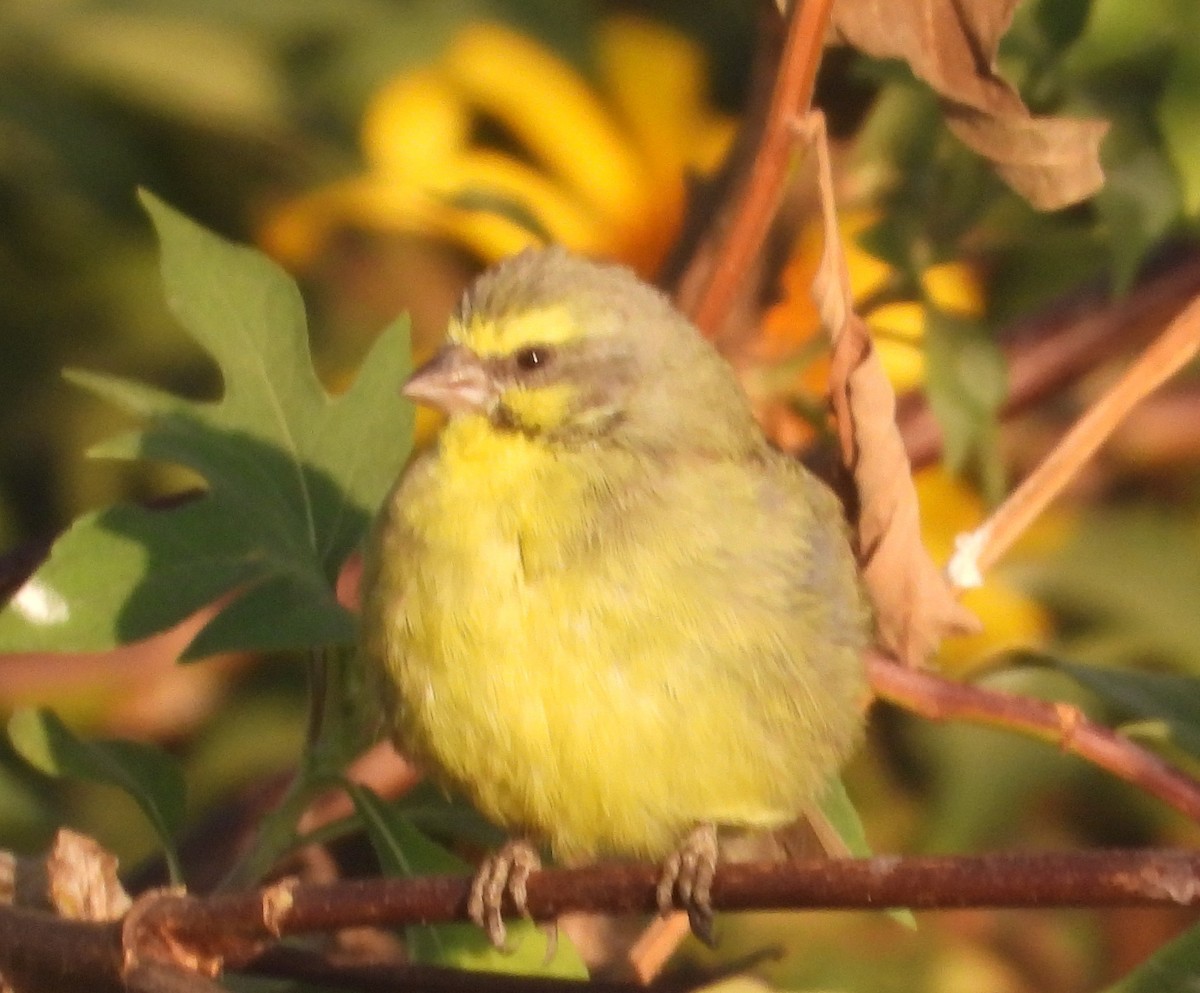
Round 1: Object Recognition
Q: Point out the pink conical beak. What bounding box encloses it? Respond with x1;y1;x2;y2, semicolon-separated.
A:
402;345;496;416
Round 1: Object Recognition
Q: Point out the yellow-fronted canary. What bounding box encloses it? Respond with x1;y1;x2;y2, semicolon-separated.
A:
360;248;870;947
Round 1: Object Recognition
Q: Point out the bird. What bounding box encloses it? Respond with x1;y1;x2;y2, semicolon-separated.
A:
359;247;871;949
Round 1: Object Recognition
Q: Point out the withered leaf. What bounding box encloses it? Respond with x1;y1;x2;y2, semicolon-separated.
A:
804;113;979;664
45;829;131;922
829;0;1108;210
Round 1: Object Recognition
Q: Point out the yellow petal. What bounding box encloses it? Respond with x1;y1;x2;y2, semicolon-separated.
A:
922;261;985;318
597;15;726;189
875;338;926;393
362;68;471;178
867;300;925;342
442;22;644;225
435;150;607;253
943;582;1051;673
914;466;1052;670
258;178;442;265
914;465;984;559
434;207;547;261
689;115;738;174
842;210;894;302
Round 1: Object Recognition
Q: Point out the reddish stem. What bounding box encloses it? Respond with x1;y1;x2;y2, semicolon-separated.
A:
868;653;1200;824
687;0;833;337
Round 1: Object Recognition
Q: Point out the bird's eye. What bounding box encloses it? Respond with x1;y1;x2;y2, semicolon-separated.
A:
514;346;551;371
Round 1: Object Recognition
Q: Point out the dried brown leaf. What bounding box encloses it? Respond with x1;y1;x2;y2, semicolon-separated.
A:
829;0;1108;210
45;830;131;922
804;113;979;664
1;830;131;921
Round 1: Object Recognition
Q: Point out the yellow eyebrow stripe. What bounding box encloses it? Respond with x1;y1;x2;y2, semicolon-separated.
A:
449;304;580;356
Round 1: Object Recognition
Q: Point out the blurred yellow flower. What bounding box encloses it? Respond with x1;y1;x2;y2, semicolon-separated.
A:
262;16;735;280
916;467;1054;673
752;210;986;452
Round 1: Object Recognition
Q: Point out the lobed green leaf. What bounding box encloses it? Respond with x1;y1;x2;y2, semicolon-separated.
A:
0;192;413;658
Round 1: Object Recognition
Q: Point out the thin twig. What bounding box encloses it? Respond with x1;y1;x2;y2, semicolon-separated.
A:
948;292;1200;586
867;652;1200;824
683;0;834;337
898;248;1200;469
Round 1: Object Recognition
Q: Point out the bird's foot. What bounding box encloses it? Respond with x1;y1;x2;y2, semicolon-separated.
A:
468;838;544;951
656;822;719;947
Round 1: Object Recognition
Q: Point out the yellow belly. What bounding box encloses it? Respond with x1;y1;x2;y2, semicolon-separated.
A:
401;574;807;857
367;417;863;860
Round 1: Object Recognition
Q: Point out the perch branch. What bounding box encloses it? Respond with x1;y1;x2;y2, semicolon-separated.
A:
7;845;1200;991
137;850;1200;949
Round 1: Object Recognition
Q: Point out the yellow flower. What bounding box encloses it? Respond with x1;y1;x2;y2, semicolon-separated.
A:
916;467;1055;673
262;17;735;280
751;210;986;451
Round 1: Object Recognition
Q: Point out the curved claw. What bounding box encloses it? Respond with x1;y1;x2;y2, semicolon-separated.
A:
656;823;719;947
468;839;543;951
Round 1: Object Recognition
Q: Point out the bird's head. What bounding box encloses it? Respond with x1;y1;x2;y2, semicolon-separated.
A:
403;248;760;455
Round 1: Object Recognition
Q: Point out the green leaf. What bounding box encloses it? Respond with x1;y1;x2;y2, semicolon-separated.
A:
819;780;916;930
1159;46;1200;218
8;707;185;882
396;780;507;852
1063;0;1177;80
0;192;413;658
923;309;1008;503
1101;920;1200;993
1026;0;1090;53
817;778;870;859
1030;508;1200;674
1051;660;1200;760
1096;114;1181;291
345;783;588;977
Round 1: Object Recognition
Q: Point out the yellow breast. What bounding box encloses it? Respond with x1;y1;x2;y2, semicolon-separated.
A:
366;416;862;860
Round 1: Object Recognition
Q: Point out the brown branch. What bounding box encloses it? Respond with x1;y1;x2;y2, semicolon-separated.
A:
680;0;833;337
868;653;1200;824
0;905;226;993
898;247;1200;469
125;962;227;993
136;851;1200;952
0;907;124;993
7;848;1200;990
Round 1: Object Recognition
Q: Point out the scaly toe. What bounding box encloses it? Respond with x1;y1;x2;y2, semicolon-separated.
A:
656;848;684;917
467;857;507;949
467;839;542;951
657;823;719;947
